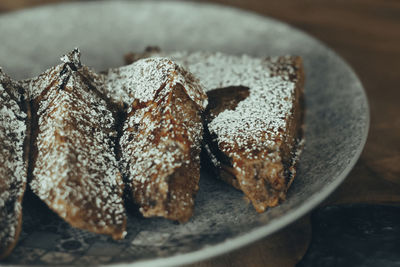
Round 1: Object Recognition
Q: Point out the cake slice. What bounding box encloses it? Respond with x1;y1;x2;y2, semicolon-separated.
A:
0;69;30;259
126;51;305;213
26;49;126;239
106;57;207;222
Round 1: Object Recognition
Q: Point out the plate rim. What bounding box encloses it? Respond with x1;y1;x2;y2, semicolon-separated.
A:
0;1;370;266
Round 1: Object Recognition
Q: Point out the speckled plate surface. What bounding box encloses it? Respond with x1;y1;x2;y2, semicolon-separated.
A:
0;1;369;266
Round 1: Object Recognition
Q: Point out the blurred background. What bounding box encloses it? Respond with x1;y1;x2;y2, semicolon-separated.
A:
0;1;399;267
1;0;398;136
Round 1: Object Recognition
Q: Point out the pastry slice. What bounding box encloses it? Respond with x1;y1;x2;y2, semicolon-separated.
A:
106;57;207;222
126;51;305;213
26;49;126;239
0;69;30;259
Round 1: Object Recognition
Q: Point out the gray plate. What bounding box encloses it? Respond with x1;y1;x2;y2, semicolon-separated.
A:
0;1;369;266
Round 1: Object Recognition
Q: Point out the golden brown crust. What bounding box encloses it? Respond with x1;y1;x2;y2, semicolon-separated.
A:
0;70;29;260
280;57;305;188
127;85;202;222
27;50;127;240
204;57;305;212
125;50;305;213
107;57;206;222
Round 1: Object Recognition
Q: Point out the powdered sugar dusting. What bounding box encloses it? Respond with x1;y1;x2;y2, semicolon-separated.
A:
155;51;304;212
106;57;207;109
147;51;299;157
0;71;27;255
26;50;126;239
209;77;294;152
120;92;203;182
107;57;205;221
167;52;274;92
60;47;81;67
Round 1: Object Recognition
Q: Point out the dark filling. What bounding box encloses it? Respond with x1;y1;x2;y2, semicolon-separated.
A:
202;86;250;170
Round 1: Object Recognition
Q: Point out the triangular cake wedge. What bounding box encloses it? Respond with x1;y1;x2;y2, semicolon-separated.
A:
25;49;126;239
126;51;305;213
106;57;207;222
0;69;30;259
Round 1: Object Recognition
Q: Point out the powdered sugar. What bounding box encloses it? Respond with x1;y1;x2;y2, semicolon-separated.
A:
0;71;27;256
107;57;206;221
209;77;294;151
106;57;207;109
164;52;275;92
26;50;126;239
128;51;304;213
139;51;299;158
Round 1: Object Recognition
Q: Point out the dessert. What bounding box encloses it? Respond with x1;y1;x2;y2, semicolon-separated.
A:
0;45;306;261
126;51;305;212
0;69;30;259
25;49;127;240
105;57;207;222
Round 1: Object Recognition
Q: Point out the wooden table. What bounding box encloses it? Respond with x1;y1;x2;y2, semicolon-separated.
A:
1;1;399;266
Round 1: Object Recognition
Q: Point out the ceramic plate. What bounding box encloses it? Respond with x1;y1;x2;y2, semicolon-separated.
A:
0;1;369;266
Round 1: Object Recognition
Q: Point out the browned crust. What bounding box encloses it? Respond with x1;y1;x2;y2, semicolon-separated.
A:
282;57;305;188
29;65;126;240
204;57;305;213
0;78;30;260
124;84;202;222
125;50;305;213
